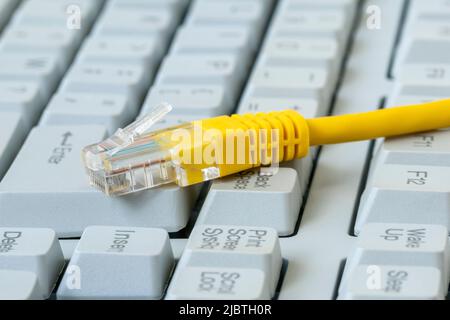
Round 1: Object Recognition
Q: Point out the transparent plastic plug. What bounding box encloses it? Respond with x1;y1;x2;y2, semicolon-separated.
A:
82;103;194;196
82;104;311;197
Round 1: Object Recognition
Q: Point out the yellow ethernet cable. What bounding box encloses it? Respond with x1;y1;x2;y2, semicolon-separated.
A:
82;99;450;196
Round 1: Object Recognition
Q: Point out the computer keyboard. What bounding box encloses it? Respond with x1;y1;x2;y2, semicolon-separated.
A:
0;0;449;300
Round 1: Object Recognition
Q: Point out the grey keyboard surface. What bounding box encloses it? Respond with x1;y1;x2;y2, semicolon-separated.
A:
0;0;450;300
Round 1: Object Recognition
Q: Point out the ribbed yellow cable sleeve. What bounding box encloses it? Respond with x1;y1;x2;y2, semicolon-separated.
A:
230;110;310;162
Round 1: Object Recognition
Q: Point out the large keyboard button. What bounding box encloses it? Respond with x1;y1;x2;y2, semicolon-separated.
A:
248;66;332;101
340;223;449;295
171;26;255;56
0;112;26;179
156;54;248;101
93;7;178;40
260;36;341;73
0;126;195;237
339;265;446;300
57;226;174;300
75;36;163;71
352;223;448;273
397;63;450;97
165;266;271;300
60;64;150;110
0;270;43;300
143;85;231;117
197;168;302;236
169;225;282;296
0;81;44;129
374;130;450;167
396;21;450;71
0;27;84;69
273;9;349;42
0;54;62;100
39;93;134;134
0;227;65;299
355;164;450;233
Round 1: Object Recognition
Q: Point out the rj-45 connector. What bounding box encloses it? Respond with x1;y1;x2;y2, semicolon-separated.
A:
82;99;450;196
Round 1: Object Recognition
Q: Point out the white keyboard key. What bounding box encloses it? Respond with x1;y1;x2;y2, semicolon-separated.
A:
339;265;446;300
0;112;26;179
356;224;448;270
341;223;449;294
197;168;302;236
374;130;450;167
57;226;174;300
39;93;134;134
166;266;271;300
261;36;341;72
0;270;43;300
186;0;268;37
0;27;83;67
76;36;163;71
355;164;450;233
396;63;450;97
94;8;178;40
171;26;255;56
0;228;65;298
0;81;44;129
0;126;195;237
248;66;331;101
175;225;282;295
60;64;150;109
400;63;450;84
156;54;247;101
273;9;349;42
395;21;450;74
143;85;232;117
279;0;353;16
0;54;62;100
